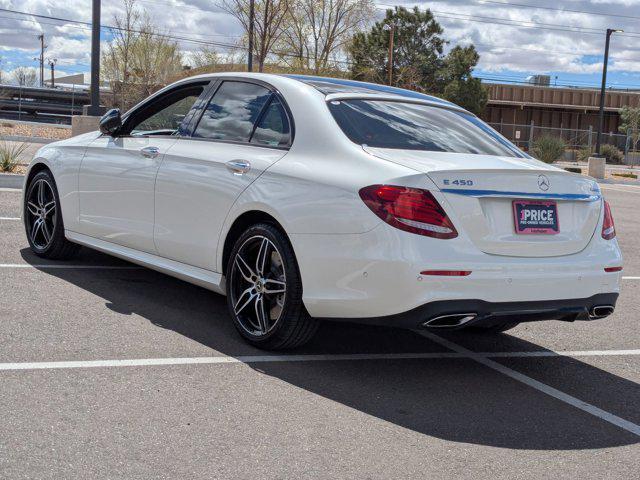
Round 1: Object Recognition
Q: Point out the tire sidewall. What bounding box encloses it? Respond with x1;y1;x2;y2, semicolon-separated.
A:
225;223;303;347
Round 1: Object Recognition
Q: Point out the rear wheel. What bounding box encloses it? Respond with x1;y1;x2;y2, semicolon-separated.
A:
226;223;318;350
24;170;80;259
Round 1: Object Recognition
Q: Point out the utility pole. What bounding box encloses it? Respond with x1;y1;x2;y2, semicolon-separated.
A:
48;58;57;88
388;25;394;86
595;28;623;156
247;0;254;72
87;0;102;115
38;34;45;87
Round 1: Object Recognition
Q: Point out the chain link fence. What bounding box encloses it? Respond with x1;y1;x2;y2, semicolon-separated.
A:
489;122;639;165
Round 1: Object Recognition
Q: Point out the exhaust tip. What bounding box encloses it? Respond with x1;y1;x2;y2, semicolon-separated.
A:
423;313;477;328
590;305;614;319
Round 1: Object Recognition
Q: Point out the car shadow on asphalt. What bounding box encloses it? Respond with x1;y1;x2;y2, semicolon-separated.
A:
22;247;640;451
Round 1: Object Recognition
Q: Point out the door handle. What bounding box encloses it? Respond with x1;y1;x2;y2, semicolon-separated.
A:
226;159;251;175
140;146;160;158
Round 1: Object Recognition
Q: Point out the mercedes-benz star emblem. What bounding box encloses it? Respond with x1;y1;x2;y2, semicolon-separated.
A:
538;174;550;191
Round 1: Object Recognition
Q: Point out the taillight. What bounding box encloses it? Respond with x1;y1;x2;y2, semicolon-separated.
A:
359;185;458;239
602;200;616;240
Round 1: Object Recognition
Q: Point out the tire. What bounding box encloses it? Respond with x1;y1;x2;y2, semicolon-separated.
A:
24;169;80;260
225;223;318;350
469;321;520;333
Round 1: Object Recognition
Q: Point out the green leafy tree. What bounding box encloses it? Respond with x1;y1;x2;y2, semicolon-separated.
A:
348;6;487;114
619;106;640;152
350;6;445;91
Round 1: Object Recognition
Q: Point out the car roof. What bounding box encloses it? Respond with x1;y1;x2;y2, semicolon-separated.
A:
282;74;458;108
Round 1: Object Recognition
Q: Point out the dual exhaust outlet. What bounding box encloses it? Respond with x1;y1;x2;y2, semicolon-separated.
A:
422;304;615;328
589;305;614;319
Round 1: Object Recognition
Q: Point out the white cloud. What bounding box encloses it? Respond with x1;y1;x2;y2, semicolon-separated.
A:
0;0;638;84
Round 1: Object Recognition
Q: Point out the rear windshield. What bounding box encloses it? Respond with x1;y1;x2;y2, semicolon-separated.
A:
328;99;525;157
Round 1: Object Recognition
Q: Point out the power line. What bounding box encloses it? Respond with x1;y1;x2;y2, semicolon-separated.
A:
376;3;640;38
475;0;640;22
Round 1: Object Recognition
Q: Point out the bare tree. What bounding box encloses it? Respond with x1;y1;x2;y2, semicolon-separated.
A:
12;67;38;87
190;46;220;70
281;0;374;73
222;0;291;72
102;0;183;109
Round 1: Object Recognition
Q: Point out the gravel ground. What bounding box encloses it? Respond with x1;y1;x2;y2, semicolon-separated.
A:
0;121;71;140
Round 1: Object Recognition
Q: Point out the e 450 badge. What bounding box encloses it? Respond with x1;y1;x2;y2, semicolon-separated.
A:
443;179;474;186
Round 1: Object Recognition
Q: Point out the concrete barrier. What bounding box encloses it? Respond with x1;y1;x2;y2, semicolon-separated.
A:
588;156;606;179
71;115;100;136
0;173;25;189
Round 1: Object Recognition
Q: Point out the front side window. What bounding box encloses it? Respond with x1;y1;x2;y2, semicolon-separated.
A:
194;81;271;142
328;99;525;157
127;84;205;136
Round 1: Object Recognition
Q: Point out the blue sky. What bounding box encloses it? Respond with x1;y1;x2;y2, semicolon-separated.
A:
1;0;639;89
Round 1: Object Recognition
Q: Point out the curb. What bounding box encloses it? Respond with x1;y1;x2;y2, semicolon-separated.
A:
0;136;54;144
0;174;24;189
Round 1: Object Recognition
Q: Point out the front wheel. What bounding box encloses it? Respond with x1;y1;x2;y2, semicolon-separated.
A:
24;169;80;259
226;223;318;350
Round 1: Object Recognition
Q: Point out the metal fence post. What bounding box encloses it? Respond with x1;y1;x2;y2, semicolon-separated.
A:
18;86;22;121
588;125;593;151
529;120;534;149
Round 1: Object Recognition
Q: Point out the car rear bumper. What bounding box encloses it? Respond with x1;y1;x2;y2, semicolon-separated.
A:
291;222;623;319
324;293;619;330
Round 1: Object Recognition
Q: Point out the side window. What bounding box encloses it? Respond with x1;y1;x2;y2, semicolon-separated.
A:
250;98;290;147
127;84;206;136
193;81;271;142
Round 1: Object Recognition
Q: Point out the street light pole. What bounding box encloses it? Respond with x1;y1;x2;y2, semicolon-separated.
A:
248;0;254;72
595;28;623;156
387;24;394;86
87;0;102;116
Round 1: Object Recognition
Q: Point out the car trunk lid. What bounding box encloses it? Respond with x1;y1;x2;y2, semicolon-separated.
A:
364;148;602;257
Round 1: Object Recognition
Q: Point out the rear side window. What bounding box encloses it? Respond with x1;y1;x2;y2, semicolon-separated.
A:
250;98;290;147
328;99;524;157
194;81;271;142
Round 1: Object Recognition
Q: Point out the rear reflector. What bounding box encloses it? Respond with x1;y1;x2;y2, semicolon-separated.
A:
604;266;623;273
602;200;616;240
359;185;458;239
420;270;472;276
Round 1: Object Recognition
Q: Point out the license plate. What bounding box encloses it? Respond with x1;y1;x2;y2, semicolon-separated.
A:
513;200;559;234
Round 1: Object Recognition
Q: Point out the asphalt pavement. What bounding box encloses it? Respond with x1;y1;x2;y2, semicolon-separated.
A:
0;184;639;479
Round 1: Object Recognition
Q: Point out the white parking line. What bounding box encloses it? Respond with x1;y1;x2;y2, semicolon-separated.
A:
420;331;640;438
0;217;20;221
623;276;640;280
0;264;140;269
0;348;638;372
0;352;466;371
0;187;21;192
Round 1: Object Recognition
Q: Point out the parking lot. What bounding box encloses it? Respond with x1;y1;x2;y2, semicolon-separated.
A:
0;184;639;479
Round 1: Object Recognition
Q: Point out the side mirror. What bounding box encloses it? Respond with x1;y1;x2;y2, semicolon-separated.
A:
99;109;122;136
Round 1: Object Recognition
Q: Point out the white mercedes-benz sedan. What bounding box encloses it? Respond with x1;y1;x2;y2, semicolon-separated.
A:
23;73;623;349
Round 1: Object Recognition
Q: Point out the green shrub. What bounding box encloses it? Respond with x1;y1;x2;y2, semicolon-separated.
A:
531;135;566;163
577;147;593;162
577;145;624;164
0;141;28;173
600;144;624;164
612;172;637;179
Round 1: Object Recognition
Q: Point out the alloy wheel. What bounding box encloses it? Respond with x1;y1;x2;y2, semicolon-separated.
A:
229;235;287;336
26;178;57;250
